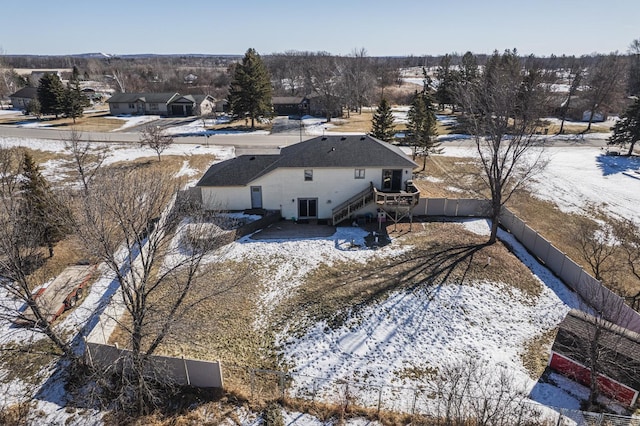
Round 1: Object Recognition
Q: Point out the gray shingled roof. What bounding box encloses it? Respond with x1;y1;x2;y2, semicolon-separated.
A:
272;96;305;105
106;92;180;104
197;135;417;187
9;87;37;99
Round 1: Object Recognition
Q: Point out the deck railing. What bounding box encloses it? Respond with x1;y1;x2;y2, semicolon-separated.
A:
331;182;375;225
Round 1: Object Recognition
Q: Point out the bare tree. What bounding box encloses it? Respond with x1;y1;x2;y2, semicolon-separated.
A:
582;53;626;131
573;214;620;283
0;146;72;357
457;49;548;244
63;129;107;195
427;357;538;424
557;57;584;134
139;124;174;161
612;218;640;310
341;48;375;115
304;52;344;122
73;167;235;416
0;48;17;109
560;215;640;410
553;308;640;411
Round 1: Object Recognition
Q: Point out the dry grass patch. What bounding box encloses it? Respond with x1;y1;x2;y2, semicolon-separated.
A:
108;258;272;368
521;328;558;378
0;339;61;385
329;111;373;133
413;155;483;199
0;112;124;132
543;122;611;135
186;154;217;175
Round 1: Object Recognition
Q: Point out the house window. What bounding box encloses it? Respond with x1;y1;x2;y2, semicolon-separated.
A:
355;169;365;179
304;169;313;181
149;103;158;111
128;103;135;109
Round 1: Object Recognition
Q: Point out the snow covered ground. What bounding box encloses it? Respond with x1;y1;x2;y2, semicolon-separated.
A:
0;115;638;423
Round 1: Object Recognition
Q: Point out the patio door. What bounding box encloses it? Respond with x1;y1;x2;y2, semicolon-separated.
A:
382;169;403;191
298;198;318;219
250;186;262;209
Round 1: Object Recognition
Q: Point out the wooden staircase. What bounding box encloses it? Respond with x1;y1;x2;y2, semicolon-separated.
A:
331;182;375;225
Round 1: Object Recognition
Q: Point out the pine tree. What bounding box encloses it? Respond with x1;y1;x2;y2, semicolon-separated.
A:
435;54;460;111
25;98;41;119
608;97;640;156
63;72;89;123
407;89;441;171
37;73;65;117
228;48;272;129
370;98;396;141
19;153;68;257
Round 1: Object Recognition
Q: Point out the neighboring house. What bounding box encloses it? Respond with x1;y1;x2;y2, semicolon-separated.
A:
30;70;62;85
9;87;38;110
306;93;343;119
272;96;310;116
196;135;420;224
549;309;640;406
271;94;342;119
106;92;215;117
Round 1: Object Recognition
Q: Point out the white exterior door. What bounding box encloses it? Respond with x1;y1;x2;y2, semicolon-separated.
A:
250;186;262;209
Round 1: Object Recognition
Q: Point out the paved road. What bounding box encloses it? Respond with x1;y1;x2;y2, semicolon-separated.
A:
0;123;609;150
0;124;311;149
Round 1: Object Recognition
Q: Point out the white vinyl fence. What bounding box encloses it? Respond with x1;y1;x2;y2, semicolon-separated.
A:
415;198;640;334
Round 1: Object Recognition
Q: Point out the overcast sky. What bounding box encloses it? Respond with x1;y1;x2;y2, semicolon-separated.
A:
1;0;638;57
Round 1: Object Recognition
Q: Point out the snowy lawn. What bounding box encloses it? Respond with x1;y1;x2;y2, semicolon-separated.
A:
439;143;640;224
1;124;639;423
266;220;585;413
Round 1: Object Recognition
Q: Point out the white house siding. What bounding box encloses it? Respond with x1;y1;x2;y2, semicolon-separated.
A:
10;97;30;110
200;166;414;220
197;99;215;116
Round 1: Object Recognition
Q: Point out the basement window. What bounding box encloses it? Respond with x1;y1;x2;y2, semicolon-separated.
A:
304;169;313;181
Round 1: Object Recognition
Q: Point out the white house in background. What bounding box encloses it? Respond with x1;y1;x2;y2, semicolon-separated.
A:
196;135;420;225
9;87;38;110
106;92;215;117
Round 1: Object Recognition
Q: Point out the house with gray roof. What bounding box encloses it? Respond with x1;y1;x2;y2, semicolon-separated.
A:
106;92;215;117
9;87;38;110
196;135;420;224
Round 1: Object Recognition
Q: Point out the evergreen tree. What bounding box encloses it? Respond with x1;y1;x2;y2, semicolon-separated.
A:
407;89;441;171
435;54;459;111
370;98;396;141
19;153;68;257
459;51;480;87
228;48;272;129
63;72;89;123
37;73;65;117
608;97;640;156
25;97;41;119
